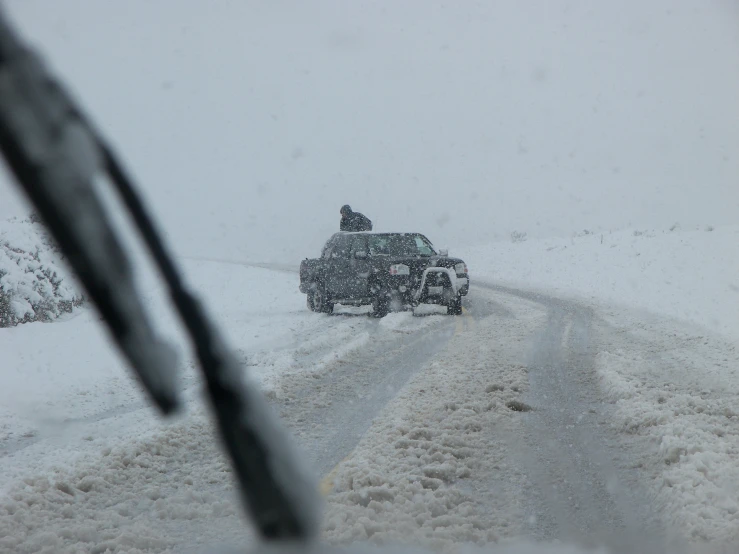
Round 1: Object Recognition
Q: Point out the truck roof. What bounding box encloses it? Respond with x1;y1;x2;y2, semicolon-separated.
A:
335;231;424;236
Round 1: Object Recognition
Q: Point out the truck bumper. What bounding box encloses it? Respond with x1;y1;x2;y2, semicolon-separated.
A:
413;267;461;306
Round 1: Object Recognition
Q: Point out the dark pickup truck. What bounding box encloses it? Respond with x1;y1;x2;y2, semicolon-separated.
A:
299;232;470;317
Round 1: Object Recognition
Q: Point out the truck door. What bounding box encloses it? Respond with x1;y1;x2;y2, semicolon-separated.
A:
325;234;353;297
348;234;372;298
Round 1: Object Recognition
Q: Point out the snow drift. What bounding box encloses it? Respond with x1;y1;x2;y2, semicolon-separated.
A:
0;217;82;327
595;316;739;549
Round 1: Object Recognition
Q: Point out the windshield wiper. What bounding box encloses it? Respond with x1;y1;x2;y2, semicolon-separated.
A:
0;6;319;544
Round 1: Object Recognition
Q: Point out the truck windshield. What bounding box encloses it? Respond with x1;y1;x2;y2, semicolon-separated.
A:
368;234;436;257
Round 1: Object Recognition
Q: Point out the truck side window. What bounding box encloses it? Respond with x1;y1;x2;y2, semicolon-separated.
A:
350;235;367;256
368;236;390;256
414;236;435;256
322;237;337;259
331;235;352;258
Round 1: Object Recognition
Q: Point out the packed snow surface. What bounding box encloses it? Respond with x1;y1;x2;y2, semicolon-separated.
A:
321;304;541;552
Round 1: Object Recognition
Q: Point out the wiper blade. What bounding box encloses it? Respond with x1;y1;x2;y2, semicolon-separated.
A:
0;7;319;542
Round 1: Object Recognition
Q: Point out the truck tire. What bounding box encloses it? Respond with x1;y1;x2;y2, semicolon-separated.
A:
372;290;390;318
313;283;334;314
306;289;318;312
447;294;463;316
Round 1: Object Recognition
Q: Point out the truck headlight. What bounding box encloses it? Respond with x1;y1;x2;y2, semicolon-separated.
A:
455;262;468;276
389;264;410;276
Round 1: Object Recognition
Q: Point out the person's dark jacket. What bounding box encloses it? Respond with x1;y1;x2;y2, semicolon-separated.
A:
340;210;372;232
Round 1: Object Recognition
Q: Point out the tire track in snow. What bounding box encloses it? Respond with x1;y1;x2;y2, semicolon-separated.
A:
317;288;541;551
271;312;462;479
476;283;669;552
0;301;466;553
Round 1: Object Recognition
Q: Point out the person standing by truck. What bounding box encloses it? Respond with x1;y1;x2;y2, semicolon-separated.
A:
339;205;373;232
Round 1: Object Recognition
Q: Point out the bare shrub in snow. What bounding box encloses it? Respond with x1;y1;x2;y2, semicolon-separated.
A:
510;230;528;243
0;217;83;327
705;225;714;232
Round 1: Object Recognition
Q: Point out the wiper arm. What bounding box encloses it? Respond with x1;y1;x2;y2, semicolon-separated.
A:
0;7;319;542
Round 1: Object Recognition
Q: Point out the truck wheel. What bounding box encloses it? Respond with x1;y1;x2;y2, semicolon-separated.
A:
371;290;390;318
306;289;318;312
447;295;463;316
313;284;334;314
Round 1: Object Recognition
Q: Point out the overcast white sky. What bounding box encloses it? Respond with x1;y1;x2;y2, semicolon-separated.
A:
2;0;738;262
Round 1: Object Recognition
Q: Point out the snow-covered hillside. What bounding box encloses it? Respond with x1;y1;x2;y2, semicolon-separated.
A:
0;217;82;327
460;224;739;340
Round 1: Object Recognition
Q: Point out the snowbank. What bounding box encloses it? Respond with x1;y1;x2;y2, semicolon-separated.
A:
459;225;739;341
0;217;82;327
594;309;739;549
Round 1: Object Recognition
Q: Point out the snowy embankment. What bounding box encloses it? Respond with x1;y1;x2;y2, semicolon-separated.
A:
459;224;739;341
0;217;83;327
595;317;739;548
460;225;739;548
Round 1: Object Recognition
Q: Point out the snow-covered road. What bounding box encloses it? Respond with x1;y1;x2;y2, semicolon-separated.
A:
315;285;671;553
481;284;664;551
1;263;738;553
312;283;737;553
